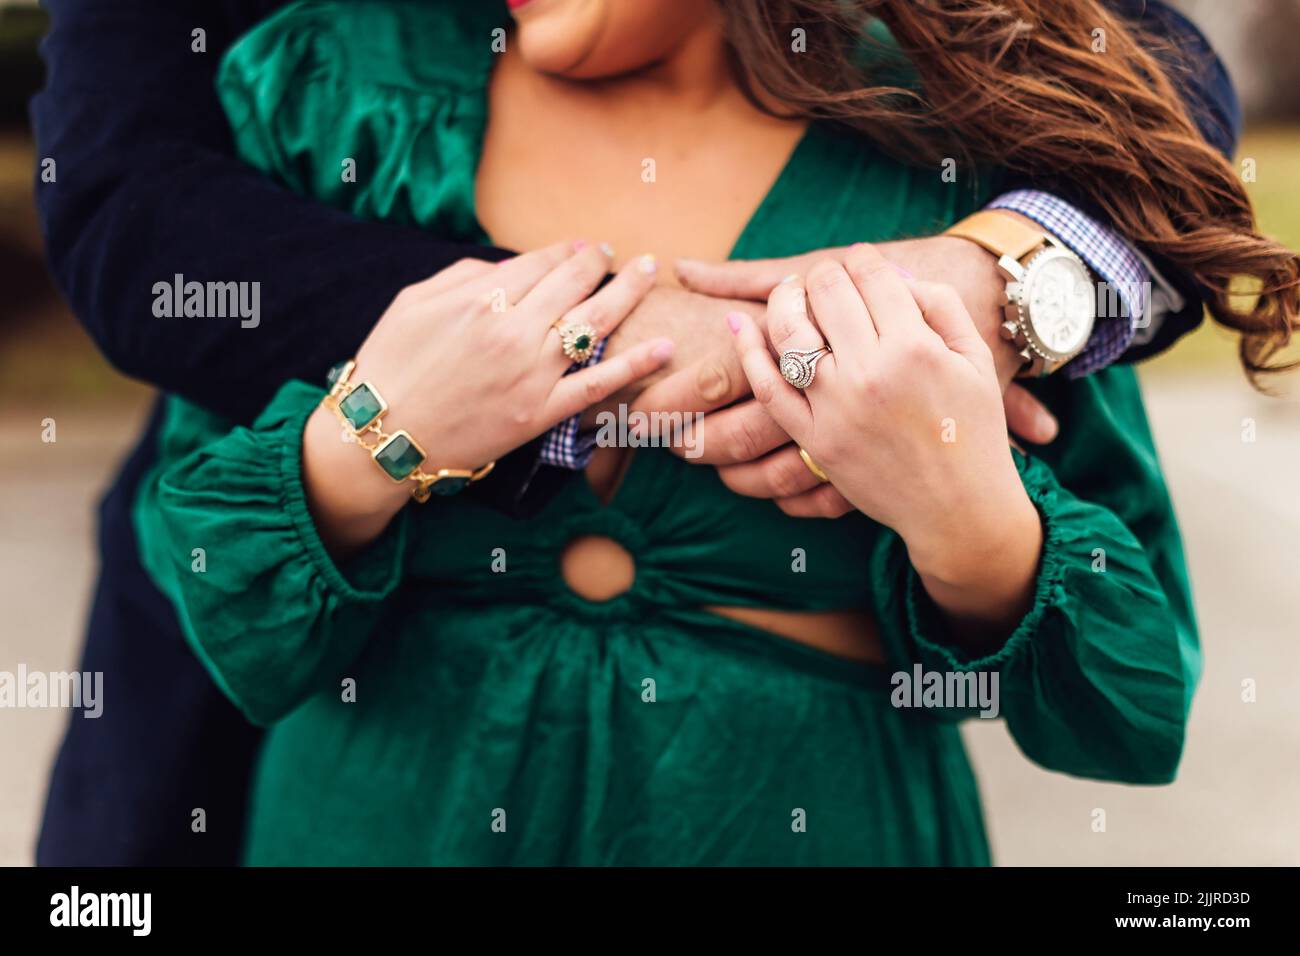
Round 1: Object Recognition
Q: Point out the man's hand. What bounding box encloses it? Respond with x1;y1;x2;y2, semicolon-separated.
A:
581;284;762;429
636;235;1062;519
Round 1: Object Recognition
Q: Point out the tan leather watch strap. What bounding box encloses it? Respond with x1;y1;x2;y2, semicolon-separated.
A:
944;210;1046;262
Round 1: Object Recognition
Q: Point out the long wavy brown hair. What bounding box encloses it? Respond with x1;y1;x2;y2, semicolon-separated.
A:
720;0;1300;385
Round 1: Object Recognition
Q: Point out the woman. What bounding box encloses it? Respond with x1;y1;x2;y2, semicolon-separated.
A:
134;0;1295;864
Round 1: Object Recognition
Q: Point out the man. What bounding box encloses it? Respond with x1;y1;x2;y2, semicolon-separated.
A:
31;0;1238;864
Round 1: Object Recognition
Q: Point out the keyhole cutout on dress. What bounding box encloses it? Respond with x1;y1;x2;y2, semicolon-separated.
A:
560;535;636;602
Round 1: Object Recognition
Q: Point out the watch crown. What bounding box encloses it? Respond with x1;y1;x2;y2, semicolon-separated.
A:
1000;320;1020;341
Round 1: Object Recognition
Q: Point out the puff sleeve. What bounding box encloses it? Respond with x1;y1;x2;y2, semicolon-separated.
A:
135;383;409;725
871;367;1199;784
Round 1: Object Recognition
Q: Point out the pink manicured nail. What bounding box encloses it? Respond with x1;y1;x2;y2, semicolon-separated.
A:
573;240;588;251
651;339;675;361
892;263;915;279
726;312;744;334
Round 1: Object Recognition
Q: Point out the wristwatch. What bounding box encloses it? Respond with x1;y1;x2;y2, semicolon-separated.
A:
944;211;1097;376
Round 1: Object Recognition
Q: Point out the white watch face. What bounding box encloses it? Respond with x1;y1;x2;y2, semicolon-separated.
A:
1024;251;1095;358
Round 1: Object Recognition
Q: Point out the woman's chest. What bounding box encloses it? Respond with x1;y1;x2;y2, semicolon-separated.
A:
473;57;808;275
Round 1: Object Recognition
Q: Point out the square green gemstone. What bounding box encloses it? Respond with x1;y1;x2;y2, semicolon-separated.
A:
325;361;347;389
374;433;425;481
339;383;384;430
430;475;470;496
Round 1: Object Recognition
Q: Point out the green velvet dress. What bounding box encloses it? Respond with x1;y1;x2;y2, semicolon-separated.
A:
134;0;1200;865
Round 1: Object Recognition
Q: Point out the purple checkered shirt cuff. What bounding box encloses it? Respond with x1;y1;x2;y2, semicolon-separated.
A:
538;339;607;470
987;190;1150;378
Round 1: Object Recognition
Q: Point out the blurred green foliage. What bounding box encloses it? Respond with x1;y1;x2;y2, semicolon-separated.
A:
1146;127;1300;376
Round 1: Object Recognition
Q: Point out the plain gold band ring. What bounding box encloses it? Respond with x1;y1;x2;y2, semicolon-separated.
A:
798;447;830;483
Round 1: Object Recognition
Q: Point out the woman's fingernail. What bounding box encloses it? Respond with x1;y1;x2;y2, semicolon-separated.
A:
780;273;800;284
599;242;615;258
573;240;588;252
726;311;744;334
892;263;915;279
637;253;657;275
651;339;675;361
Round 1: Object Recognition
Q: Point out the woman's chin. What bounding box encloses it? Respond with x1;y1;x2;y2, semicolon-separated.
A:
515;30;606;78
510;0;619;77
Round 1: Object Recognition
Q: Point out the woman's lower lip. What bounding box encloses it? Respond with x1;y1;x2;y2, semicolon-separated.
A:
506;0;533;9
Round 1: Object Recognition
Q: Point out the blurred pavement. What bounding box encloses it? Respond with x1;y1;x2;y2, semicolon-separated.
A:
966;369;1300;866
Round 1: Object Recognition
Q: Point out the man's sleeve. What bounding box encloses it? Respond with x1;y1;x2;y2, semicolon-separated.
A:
30;0;578;512
31;0;510;422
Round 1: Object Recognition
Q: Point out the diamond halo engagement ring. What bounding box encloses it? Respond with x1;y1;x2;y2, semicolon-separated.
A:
778;347;831;389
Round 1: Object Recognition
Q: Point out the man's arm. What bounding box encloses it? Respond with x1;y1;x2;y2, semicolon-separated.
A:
654;0;1240;515
32;0;516;425
32;0;603;512
673;0;1238;374
990;0;1241;363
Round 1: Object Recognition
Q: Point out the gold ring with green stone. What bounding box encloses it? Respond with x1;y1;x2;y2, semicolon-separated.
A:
554;320;599;363
323;359;495;502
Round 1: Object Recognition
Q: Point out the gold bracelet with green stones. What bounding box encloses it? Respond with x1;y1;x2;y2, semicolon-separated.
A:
322;360;494;503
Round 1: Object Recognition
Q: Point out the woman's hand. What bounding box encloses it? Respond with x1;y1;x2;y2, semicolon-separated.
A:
728;243;1043;638
675;231;1063;445
304;241;672;556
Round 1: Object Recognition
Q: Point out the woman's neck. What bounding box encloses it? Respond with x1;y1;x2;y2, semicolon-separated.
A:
609;16;735;111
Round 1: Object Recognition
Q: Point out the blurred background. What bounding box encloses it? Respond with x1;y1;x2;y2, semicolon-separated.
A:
1;0;1298;866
